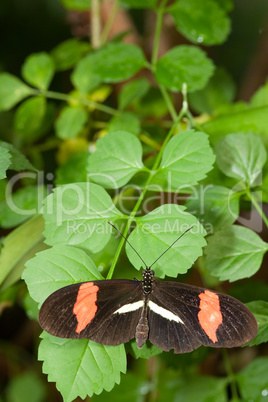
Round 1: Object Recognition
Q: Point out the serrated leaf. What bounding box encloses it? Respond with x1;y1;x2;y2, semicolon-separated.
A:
55;106;87;139
0;185;47;229
119;78;151;110
51;38;90;71
0;146;11;179
108;112;140;135
22;244;103;305
158;130;215;189
0;141;36;171
215;132;267;186
21;52;55;90
202;105;268;142
0;73;32;111
87;131;144;189
174;376;228;402
126;204;206;278
71;43;146;93
0;215;46;290
155;45;215;92
246;301;268;346
186;185;239;232
205;225;268;281
39;333;126;401
14;96;47;140
169;0;231;45
43;183;124;252
236;357;268;401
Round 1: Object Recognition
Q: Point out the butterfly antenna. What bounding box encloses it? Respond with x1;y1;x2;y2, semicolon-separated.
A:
149;226;193;269
108;222;148;268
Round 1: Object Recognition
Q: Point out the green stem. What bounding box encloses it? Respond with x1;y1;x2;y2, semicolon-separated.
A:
100;0;119;45
151;0;167;67
91;0;101;49
107;112;186;279
222;349;239;400
159;85;177;122
246;188;268;228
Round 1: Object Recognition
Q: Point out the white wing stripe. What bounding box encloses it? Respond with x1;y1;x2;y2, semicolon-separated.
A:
113;300;144;314
149;301;184;324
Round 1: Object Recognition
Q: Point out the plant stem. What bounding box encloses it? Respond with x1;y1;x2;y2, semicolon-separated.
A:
159;84;177;122
100;0;119;45
91;0;101;49
246;188;268;228
222;349;239;400
151;0;167;67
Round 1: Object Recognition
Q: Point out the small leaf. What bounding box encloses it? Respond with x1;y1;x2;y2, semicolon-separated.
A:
55;106;87;139
0;141;36;171
159;130;215;189
21;52;55;90
55;152;90;185
246;301;268;346
51;38;90;71
155;45;215;92
126;204;206;278
14;96;47;140
72;43;146;93
120;0;157;8
23;244;103;305
215;132;267;186
119;78;151;110
236;357;268;401
186;185;239;233
205;225;268;281
134;87;169;118
43;183;124;252
59;0;91;10
0;146;11;179
87;131;144;189
108;112;140;135
174;376;228;402
39;333;126;401
0;73;32;111
169;0;231;45
0;185;47;229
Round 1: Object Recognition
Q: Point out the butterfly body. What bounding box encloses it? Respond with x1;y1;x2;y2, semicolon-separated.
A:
39;267;258;353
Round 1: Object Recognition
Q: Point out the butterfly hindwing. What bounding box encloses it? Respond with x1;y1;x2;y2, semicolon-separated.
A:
39;279;144;345
148;282;258;353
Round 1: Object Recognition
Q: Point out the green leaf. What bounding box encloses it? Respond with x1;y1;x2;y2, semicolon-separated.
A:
155;45;215;92
51;38;90;71
0;185;47;229
0;141;36;171
23;244;103;305
6;372;46;402
174;376;228;402
246;301;268;346
215;132;267;186
108;112;140;135
23;292;39;321
21;52;55;90
250;79;268;107
43;183;124;252
189;67;236;114
236;357;268;401
169;0;230;45
120;0;157;8
126;204;206;278
55;106;87;139
118;78;151;110
0;215;46;290
39;333;126;401
205;225;268;281
159;130;215;189
186;185;239;233
72;43;146;93
55;152;90;185
14;96;47;140
0;146;11;179
87;131;144;189
126;339;162;359
59;0;90;10
215;0;233;12
0;73;32;111
202;105;268;143
133;87;169;118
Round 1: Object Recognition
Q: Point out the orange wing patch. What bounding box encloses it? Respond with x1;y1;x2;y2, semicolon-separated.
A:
73;282;99;333
198;290;223;343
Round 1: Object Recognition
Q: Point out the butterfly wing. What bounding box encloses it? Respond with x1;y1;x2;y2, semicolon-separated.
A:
149;282;258;353
39;279;144;345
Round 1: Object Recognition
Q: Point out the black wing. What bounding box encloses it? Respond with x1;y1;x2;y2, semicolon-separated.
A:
39;279;144;345
149;282;258;353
